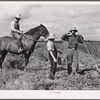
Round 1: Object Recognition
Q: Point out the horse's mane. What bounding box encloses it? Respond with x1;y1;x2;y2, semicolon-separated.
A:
24;26;40;35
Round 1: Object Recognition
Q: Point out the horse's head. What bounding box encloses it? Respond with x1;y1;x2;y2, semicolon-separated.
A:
39;24;49;38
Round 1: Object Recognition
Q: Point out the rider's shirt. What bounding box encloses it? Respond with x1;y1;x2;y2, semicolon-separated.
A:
11;20;20;32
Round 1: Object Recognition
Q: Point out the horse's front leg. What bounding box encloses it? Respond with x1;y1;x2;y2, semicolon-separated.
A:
22;51;29;71
24;49;33;71
23;42;36;71
25;51;30;66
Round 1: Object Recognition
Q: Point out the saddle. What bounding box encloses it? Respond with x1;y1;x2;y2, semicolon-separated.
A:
16;39;22;48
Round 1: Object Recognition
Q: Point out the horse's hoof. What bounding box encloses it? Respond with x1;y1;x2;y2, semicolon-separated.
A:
24;68;27;71
0;69;2;72
98;71;100;75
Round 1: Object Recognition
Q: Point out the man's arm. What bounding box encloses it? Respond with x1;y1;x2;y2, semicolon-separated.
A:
61;34;68;41
19;22;23;33
78;35;84;44
49;51;57;62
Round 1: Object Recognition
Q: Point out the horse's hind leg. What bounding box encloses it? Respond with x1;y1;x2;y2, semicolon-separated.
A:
23;51;30;71
0;51;7;69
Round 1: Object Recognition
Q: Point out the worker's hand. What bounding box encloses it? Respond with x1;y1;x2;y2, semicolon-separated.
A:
58;51;62;54
17;30;20;33
54;58;57;63
75;33;78;35
58;52;60;55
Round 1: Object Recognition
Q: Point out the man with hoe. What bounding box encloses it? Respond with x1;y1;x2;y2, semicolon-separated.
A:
61;27;84;76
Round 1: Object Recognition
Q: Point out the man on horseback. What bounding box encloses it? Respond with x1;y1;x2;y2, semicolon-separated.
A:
61;27;84;76
11;14;23;52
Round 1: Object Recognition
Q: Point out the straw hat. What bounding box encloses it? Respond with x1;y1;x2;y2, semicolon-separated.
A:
47;33;56;39
70;27;78;32
15;14;21;19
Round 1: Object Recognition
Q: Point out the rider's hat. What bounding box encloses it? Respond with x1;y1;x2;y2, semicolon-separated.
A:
15;14;21;19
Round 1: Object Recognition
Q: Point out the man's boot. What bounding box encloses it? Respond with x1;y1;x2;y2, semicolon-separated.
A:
67;63;72;75
76;64;79;73
48;73;55;80
72;63;79;76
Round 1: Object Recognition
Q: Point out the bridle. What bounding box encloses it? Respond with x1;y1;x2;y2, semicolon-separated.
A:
37;26;49;40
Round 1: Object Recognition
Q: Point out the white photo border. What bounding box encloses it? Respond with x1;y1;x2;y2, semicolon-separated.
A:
0;1;100;99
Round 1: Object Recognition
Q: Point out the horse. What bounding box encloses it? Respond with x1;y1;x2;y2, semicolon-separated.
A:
0;24;49;70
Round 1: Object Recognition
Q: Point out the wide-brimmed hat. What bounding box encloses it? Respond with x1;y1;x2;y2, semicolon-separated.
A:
47;33;56;39
70;27;78;32
15;14;21;19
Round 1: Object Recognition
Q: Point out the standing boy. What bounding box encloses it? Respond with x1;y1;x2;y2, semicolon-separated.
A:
47;33;57;80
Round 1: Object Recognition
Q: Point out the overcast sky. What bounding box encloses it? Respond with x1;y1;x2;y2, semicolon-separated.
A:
0;2;100;40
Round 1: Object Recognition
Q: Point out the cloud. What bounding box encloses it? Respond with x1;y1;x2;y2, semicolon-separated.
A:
52;8;80;18
0;4;100;41
0;4;41;21
52;5;100;18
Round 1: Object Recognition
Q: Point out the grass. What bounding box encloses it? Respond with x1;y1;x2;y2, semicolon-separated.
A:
0;41;100;90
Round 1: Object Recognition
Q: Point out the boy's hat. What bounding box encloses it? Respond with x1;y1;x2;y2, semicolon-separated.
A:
47;33;56;39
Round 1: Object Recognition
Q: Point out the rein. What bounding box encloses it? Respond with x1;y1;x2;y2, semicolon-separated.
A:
22;35;39;42
20;25;48;42
21;33;44;42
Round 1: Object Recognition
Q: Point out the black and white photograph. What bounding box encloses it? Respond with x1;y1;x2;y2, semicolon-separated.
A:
0;1;100;99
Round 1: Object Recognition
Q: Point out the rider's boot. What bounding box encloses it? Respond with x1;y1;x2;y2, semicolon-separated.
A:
18;46;23;53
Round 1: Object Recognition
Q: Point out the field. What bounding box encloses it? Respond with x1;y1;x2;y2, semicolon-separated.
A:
0;41;100;90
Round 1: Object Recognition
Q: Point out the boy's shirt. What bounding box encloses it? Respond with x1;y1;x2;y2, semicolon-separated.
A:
47;40;55;51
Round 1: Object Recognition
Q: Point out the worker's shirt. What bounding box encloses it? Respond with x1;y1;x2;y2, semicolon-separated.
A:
11;20;20;32
61;34;84;49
